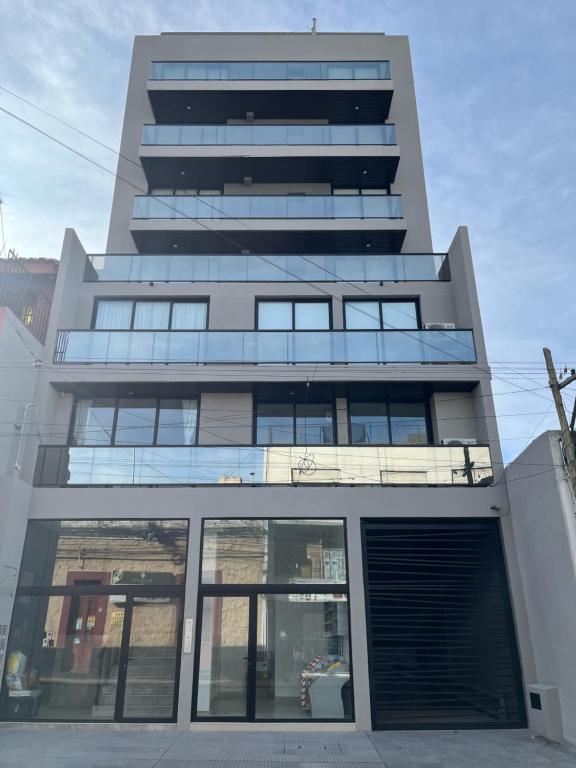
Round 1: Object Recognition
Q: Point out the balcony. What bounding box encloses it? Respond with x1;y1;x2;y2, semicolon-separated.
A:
34;444;493;487
85;252;449;283
141;123;397;146
54;329;476;365
149;61;391;81
132;194;402;220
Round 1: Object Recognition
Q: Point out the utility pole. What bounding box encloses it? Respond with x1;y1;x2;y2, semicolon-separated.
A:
543;347;576;499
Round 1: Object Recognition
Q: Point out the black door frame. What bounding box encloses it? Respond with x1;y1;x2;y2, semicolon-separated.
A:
191;584;354;723
13;584;184;724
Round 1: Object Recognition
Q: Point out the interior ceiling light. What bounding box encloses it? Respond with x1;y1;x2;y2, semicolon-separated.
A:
186;105;191;110
172;243;179;248
180;170;186;175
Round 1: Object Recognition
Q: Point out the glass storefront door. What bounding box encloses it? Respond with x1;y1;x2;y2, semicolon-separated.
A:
1;592;183;722
193;518;352;722
195;595;251;718
193;591;352;721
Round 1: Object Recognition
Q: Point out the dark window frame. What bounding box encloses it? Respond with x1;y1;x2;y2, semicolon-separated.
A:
69;396;200;447
342;297;421;330
253;399;338;445
255;297;333;330
91;297;210;330
4;517;189;724
346;396;432;446
192;516;354;723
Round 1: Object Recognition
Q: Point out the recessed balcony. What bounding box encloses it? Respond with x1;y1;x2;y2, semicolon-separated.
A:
54;329;476;365
34;444;493;488
84;252;449;283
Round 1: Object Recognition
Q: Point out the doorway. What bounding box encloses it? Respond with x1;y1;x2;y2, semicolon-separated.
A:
192;589;352;722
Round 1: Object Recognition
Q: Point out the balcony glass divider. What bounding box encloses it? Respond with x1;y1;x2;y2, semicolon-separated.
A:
34;444;493;488
53;329;476;365
132;195;403;220
149;60;391;81
141;124;397;146
85;253;449;283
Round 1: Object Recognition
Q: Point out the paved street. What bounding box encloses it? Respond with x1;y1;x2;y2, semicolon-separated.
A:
0;728;575;767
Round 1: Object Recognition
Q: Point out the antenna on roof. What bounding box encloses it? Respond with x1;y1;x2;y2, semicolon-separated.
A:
311;17;317;34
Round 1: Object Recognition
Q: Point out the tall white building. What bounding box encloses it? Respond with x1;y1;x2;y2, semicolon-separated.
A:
0;31;532;731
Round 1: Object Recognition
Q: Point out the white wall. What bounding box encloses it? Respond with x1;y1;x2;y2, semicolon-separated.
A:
506;431;576;743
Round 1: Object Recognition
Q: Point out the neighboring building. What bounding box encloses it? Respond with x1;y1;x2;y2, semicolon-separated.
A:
0;258;59;343
506;431;576;743
0;307;43;692
0;32;535;731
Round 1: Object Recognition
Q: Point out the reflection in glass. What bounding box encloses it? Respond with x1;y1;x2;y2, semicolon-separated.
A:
142;123;397;146
122;598;181;719
150;60;391;81
72;399;115;446
295;404;334;444
115;399;156;445
87;253;448;284
196;596;249;717
256;403;293;443
156;399;198;445
350;403;390;444
255;594;351;720
257;302;293;330
132;194;403;220
17;520;188;588
389;403;428;444
1;595;124;721
201;520;346;585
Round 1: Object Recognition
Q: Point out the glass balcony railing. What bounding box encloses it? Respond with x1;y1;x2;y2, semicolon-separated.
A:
34;444;493;488
132;195;403;220
54;329;476;365
149;60;391;81
141;123;397;146
85;253;449;283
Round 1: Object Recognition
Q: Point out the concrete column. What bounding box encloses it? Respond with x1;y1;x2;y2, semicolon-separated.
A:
336;397;349;444
346;515;372;730
177;514;202;728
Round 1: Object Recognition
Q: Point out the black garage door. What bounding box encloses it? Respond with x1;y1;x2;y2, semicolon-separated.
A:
362;519;526;729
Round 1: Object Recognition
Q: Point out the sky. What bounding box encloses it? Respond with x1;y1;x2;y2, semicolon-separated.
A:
0;0;575;463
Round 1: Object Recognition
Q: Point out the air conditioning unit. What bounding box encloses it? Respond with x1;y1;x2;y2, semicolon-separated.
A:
441;438;477;447
423;322;456;330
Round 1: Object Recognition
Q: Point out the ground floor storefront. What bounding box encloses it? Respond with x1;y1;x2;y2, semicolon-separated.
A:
0;511;527;730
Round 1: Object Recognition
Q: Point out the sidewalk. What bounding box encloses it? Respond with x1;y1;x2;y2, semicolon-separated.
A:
0;727;575;767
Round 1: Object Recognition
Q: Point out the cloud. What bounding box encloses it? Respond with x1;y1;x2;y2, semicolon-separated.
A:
1;0;575;462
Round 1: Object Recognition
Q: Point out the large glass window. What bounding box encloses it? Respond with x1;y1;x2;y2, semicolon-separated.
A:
257;300;330;330
17;520;189;588
71;398;198;447
350;401;429;445
256;403;334;444
255;594;351;720
195;519;351;722
344;299;419;330
201;519;346;585
94;299;207;330
2;519;188;723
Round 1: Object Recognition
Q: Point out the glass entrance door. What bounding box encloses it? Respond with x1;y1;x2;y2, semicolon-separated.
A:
194;595;251;718
193;591;352;721
119;596;182;720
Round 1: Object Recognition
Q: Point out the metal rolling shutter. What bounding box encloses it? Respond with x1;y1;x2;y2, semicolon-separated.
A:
362;519;526;729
